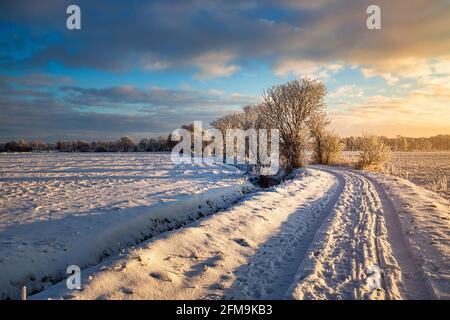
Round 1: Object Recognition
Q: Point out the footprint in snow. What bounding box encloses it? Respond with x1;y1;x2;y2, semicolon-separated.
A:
121;287;133;295
234;238;251;247
149;271;172;282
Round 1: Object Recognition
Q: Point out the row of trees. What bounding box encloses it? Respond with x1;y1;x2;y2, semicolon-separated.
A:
0;136;175;153
3;133;448;154
209;78;444;171
344;135;450;152
211;78;343;172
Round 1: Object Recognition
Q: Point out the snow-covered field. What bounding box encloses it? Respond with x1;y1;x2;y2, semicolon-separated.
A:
0;153;254;299
343;152;450;200
383;152;450;200
1;152;449;300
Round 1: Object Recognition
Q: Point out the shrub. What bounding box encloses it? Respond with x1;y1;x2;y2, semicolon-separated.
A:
315;132;344;165
356;133;392;170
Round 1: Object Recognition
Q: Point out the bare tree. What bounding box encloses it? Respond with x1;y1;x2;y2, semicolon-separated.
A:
261;78;327;171
320;132;344;164
76;140;90;152
94;140;110;152
116;136;136;152
242;104;264;130
309;112;344;164
4;140;32;152
210;112;243;136
30;140;47;151
309;112;329;164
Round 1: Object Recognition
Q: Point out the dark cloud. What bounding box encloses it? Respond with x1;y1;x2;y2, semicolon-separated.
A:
0;93;225;141
60;85;256;108
1;0;449;139
0;75;257;141
0;73;73;87
1;0;449;76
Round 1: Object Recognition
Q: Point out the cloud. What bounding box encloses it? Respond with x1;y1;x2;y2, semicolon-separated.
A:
1;0;450;139
361;58;436;84
273;59;343;79
0;74;258;140
279;0;339;10
2;0;449;81
0;93;231;141
61;85;256;108
0;73;74;87
141;58;171;71
328;55;450;136
192;51;239;80
328;85;364;99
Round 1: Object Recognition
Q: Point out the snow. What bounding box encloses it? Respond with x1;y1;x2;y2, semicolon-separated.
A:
286;167;402;300
342;151;450;200
0;153;254;299
383;152;450;200
33;168;338;300
364;171;450;299
32;166;449;300
1;152;448;300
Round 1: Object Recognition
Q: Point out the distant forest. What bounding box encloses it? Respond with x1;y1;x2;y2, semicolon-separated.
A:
343;135;450;152
1;134;450;153
0;136;174;153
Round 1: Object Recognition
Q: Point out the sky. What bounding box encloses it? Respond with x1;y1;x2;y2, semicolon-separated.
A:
0;0;449;141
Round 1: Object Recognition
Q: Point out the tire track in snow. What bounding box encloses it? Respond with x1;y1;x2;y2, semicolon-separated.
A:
362;173;437;299
286;167;403;300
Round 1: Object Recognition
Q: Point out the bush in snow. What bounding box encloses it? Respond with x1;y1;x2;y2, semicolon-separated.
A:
356;133;392;170
315;132;344;165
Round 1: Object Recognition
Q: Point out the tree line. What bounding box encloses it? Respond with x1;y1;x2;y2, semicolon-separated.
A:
0;136;176;153
344;135;450;152
2;134;448;154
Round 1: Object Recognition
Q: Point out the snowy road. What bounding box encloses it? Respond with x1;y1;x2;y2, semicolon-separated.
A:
287;167;439;300
33;166;449;300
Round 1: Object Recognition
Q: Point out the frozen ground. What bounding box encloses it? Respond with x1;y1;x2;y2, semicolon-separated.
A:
32;166;449;300
0;153;254;299
383;152;450;200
